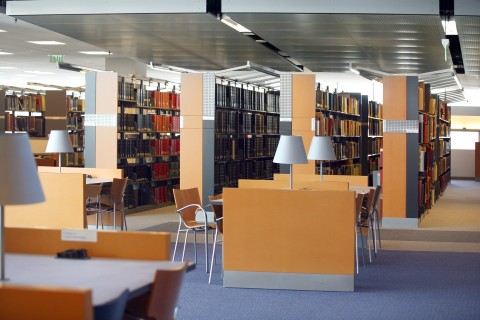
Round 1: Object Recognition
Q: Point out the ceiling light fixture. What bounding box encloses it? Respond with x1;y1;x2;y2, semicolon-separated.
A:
79;51;111;55
149;62;196;74
27;41;65;45
220;15;252;33
348;63;360;75
24;70;55;75
441;19;458;36
0;52;13;55
58;62;104;73
0;30;7;33
0;67;17;70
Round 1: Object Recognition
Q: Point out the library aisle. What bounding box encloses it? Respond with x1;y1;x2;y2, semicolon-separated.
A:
126;180;480;253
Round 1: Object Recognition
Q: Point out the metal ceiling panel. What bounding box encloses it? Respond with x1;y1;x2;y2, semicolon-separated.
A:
9;13;298;72
229;13;451;74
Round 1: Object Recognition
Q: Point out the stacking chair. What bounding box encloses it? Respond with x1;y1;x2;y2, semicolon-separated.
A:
354;193;365;274
99;178;128;231
85;183;103;229
124;261;188;320
359;188;376;263
172;188;214;273
94;289;129;320
208;193;223;284
371;185;383;252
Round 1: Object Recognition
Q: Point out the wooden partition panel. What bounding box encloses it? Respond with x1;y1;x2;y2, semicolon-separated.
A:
273;173;369;186
223;188;356;291
0;284;92;320
238;179;348;190
5;172;86;229
37;166;123;178
5;227;171;260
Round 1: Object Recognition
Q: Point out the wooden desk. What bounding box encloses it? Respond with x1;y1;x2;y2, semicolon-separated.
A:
5;253;190;306
86;177;113;185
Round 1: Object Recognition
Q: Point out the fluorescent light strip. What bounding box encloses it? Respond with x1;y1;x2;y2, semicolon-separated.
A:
79;51;111;55
441;20;458;36
0;30;7;33
0;67;17;69
221;15;252;33
27;41;66;45
0;52;13;55
25;71;55;75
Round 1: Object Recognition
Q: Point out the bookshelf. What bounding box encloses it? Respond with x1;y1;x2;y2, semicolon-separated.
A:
66;95;85;167
315;86;362;176
366;100;383;185
213;79;280;194
2;92;46;137
437;100;451;197
117;77;180;209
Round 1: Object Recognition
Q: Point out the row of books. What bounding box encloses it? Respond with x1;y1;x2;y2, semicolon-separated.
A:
438;156;451;177
119;162;179;182
5;94;46;111
369;157;380;171
368;118;383;136
320;163;362;176
332;141;360;160
368;138;383;155
117;138;180;158
315;113;361;137
419;113;436;144
419;144;435;173
239;113;279;135
118;114;180;133
67;114;84;131
215;82;280;113
316;88;360;116
153;186;170;205
117;79;180;109
368;101;383;119
439;101;450;122
151;162;180;180
439;122;450;137
5;113;44;136
418;172;433;215
66;152;84;167
214;135;279;161
69;132;84;148
439;140;451;157
418;83;436;115
66;96;85;112
214;159;276;190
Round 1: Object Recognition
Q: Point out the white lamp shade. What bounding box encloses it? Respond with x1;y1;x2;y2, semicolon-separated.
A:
273;135;308;164
45;130;74;153
307;136;337;161
0;133;45;205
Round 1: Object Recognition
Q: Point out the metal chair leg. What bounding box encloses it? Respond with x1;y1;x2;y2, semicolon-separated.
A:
172;223;182;261
204;227;209;273
209;227;219;284
182;229;189;262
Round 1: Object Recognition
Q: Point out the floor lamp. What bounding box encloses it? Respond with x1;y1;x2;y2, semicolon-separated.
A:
273;135;308;189
45;130;74;173
307;136;336;181
0;133;45;281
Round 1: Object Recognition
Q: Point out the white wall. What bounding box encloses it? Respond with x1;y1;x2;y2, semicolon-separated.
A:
451;150;475;178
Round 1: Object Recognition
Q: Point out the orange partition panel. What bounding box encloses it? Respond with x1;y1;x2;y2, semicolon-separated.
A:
383;133;407;218
274;173;369;186
5;227;170;261
237;179;348;190
0;284;92;320
223;188;356;275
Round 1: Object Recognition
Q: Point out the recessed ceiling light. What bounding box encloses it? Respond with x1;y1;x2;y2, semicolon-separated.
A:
0;52;13;55
79;51;111;55
0;67;17;69
27;41;66;45
0;30;7;33
25;70;56;75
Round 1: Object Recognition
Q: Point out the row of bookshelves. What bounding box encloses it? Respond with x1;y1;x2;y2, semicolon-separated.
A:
368;101;383;119
124;181;179;209
66;96;84;112
66;151;84;167
119;162;179;183
118;78;180;110
5;112;45;136
67;112;84;131
317;161;362;176
368;138;383;155
214;135;279;161
215;82;280;113
69;132;84;148
368;118;383;136
331;140;360;160
117;138;180;158
118;113;181;133
419;112;437;144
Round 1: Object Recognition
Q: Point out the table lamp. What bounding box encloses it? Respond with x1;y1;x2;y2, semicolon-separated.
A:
45;130;74;173
273;135;308;189
0;133;45;281
307;136;336;181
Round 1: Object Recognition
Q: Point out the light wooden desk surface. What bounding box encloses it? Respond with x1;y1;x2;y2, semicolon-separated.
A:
86;178;113;185
6;253;189;305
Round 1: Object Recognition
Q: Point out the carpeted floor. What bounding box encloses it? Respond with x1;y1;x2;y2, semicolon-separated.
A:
176;244;480;320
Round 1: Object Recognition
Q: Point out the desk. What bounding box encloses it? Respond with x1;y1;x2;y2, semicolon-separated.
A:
6;253;191;306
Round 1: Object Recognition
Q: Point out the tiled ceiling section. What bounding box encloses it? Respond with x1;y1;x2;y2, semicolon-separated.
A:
456;15;480;88
229;13;452;74
14;13;298;72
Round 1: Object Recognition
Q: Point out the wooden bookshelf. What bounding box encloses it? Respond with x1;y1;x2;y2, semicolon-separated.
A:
366;100;383;184
66;95;85;167
3;92;46;137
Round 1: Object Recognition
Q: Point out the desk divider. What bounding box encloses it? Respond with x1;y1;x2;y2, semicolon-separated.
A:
238;179;349;190
5;227;170;261
0;284;93;320
37;166;123;179
273;173;369;186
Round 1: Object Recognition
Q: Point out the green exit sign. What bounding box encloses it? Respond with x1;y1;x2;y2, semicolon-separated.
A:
50;55;64;63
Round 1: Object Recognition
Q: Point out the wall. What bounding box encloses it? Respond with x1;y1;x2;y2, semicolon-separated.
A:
451;149;475;178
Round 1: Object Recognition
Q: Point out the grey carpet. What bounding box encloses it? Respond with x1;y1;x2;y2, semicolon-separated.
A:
139;222;179;233
175;244;480;320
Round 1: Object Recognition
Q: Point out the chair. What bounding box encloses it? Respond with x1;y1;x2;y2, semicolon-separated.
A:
354;193;365;274
208;193;223;284
85;183;103;229
99;178;128;231
94;289;129;320
172;188;214;273
360;188;376;262
125;261;188;320
371;185;382;252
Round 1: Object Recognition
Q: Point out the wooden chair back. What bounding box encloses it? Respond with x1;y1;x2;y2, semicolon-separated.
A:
355;193;365;222
209;194;223;234
146;261;188;320
110;178;128;207
0;284;93;320
364;189;376;215
173;188;202;222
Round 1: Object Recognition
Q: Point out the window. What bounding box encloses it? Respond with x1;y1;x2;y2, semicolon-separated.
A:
451;131;479;150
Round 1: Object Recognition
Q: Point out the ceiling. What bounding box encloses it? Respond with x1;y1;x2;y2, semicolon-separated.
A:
1;1;480;106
